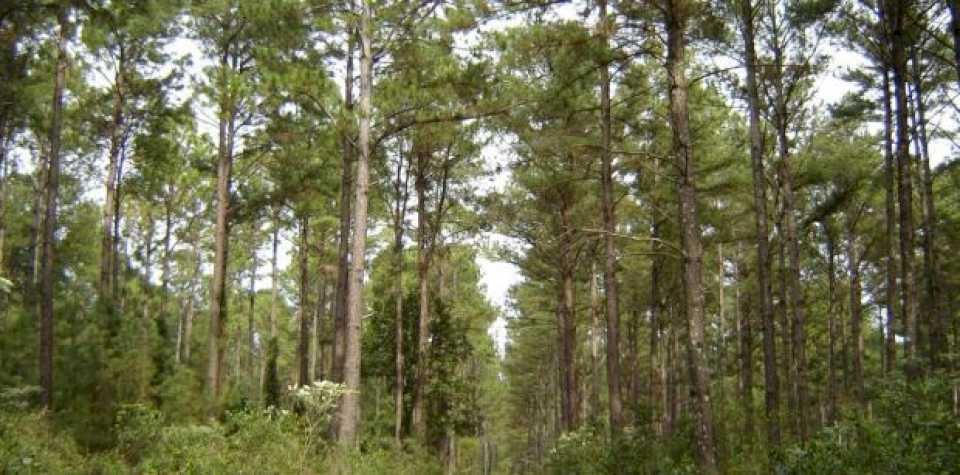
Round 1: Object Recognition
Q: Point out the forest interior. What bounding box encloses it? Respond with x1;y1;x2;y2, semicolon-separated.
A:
3;0;960;473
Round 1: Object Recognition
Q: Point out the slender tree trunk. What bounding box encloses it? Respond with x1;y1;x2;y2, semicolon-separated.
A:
31;142;45;287
556;203;579;432
314;276;328;382
665;2;717;469
392;152;409;443
101;62;125;302
738;0;780;448
910;50;943;367
39;8;69;409
881;66;898;374
207;47;238;405
590;262;602;424
412;149;431;439
888;0;917;374
337;0;371;445
735;244;754;440
597;0;624;435
298;217;311;386
826;225;838;425
648;154;668;436
332;27;355;385
112;148;126;299
770;28;808;442
248;247;257;398
846;212;865;406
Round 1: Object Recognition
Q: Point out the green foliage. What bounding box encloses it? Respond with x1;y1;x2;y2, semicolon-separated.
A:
0;411;124;474
781;377;960;474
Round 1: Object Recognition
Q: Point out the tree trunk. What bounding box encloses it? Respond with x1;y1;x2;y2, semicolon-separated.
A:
888;0;917;374
338;0;371;446
298;217;312;387
392;152;409;443
412;149;431;439
665;2;717;469
825;224;838;425
332;21;355;385
30;141;46;287
556;203;579;432
649;165;666;434
910;49;943;367
846;212;865;407
738;0;780;448
770;21;808;441
735;243;754;440
39;7;69;409
597;0;624;435
101;60;125;302
882;66;898;374
248;248;257;398
207;46;238;405
590;262;602;424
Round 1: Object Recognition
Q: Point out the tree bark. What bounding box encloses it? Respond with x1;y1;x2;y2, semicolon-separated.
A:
737;0;780;448
845;212;865;406
332;12;356;385
881;65;898;374
769;12;808;440
39;7;69;409
597;0;624;435
590;262;602;424
298;217;312;387
887;0;918;374
910;49;943;367
338;0;371;446
735;243;754;440
248;246;258;398
412;148;431;439
556;203;579;432
664;1;717;469
825;224;838;425
101;58;125;302
207;45;238;405
391;150;410;443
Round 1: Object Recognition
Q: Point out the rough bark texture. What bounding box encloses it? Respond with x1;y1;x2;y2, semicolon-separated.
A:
665;1;717;470
770;18;808;441
332;21;355;385
735;244;754;440
590;262;602;425
338;1;371;446
846;214;865;406
882;66;898;374
556;203;579;432
826;226;838;424
206;47;237;405
910;50;944;367
101;60;125;302
597;0;624;435
888;0;917;373
298;217;311;387
738;0;780;448
392;151;409;443
412;149;431;439
39;8;69;409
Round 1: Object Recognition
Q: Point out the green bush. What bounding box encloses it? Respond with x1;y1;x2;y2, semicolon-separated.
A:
780;376;960;474
0;410;124;474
